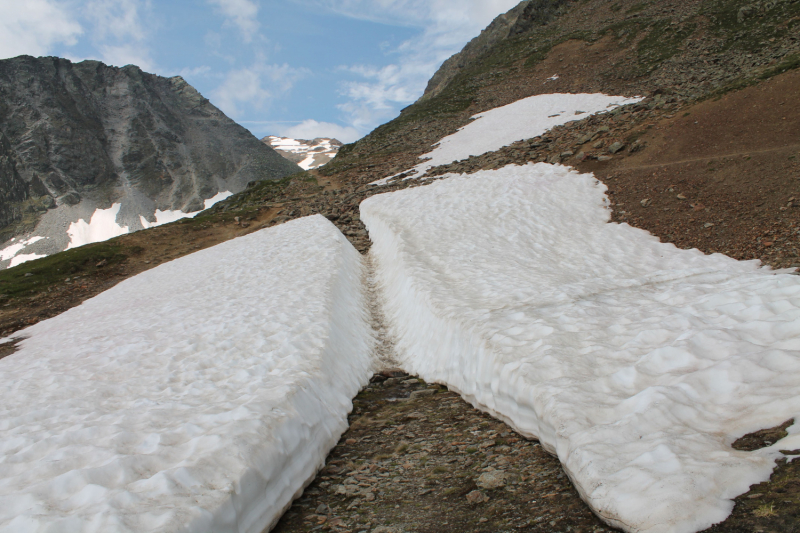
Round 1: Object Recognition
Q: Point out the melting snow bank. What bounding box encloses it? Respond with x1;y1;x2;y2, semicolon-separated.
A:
372;92;641;185
361;164;800;533
0;215;373;533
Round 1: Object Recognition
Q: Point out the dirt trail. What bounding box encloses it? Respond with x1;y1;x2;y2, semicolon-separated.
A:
363;254;399;373
272;252;620;533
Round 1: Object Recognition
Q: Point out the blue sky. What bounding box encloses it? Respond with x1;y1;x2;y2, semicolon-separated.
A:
0;0;520;142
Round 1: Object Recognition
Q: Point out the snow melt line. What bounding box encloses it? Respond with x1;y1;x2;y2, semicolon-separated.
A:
371;92;641;185
361;163;800;533
0;215;373;533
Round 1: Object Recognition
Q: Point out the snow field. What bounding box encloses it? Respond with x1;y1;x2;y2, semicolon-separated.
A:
0;215;373;533
361;164;800;533
372;92;641;185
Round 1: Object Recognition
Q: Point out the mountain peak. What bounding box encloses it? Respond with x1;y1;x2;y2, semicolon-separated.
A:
264;136;343;170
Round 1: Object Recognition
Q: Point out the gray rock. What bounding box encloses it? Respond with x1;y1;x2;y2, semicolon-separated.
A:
466;490;490;504
410;389;436;399
641;198;652;207
597;155;613;162
476;470;506;490
608;142;626;154
372;527;404;533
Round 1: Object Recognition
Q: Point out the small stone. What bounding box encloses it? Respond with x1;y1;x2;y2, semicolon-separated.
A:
608;142;625;154
676;194;687;200
479;517;489;523
593;141;605;149
704;222;715;228
346;439;357;445
410;389;435;399
476;471;506;490
466;490;490;504
575;151;587;162
316;504;328;514
402;378;419;385
641;198;652;207
597;155;612;162
372;527;403;533
560;150;574;158
364;492;376;501
24;273;34;277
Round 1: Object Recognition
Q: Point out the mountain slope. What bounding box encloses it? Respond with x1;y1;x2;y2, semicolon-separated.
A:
1;1;800;531
0;56;300;266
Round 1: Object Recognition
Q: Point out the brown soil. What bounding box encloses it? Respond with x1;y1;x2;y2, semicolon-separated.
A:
585;68;800;269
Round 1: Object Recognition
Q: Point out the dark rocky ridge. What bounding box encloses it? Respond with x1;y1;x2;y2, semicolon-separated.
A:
0;56;299;264
419;0;572;101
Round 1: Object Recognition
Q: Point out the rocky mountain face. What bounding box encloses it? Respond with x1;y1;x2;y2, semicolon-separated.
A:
0;56;300;267
263;136;342;170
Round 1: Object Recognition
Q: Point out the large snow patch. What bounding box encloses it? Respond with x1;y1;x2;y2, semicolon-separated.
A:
66;203;130;250
372;93;640;184
0;215;373;533
361;164;800;533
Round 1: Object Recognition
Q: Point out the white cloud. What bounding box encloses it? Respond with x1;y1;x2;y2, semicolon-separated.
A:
212;63;309;118
0;0;83;59
208;0;260;42
279;120;360;144
83;0;154;70
299;0;520;135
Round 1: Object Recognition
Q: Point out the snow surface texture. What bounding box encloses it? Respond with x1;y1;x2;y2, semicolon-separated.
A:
372;93;641;185
361;164;800;533
0;215;373;533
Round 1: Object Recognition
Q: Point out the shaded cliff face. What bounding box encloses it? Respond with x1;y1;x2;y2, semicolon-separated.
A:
0;56;300;266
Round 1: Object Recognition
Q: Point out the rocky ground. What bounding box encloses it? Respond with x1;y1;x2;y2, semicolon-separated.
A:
272;373;616;533
268;372;800;533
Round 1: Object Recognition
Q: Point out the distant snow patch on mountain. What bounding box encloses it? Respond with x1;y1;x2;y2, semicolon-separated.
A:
139;191;233;230
66;203;130;250
264;136;342;170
